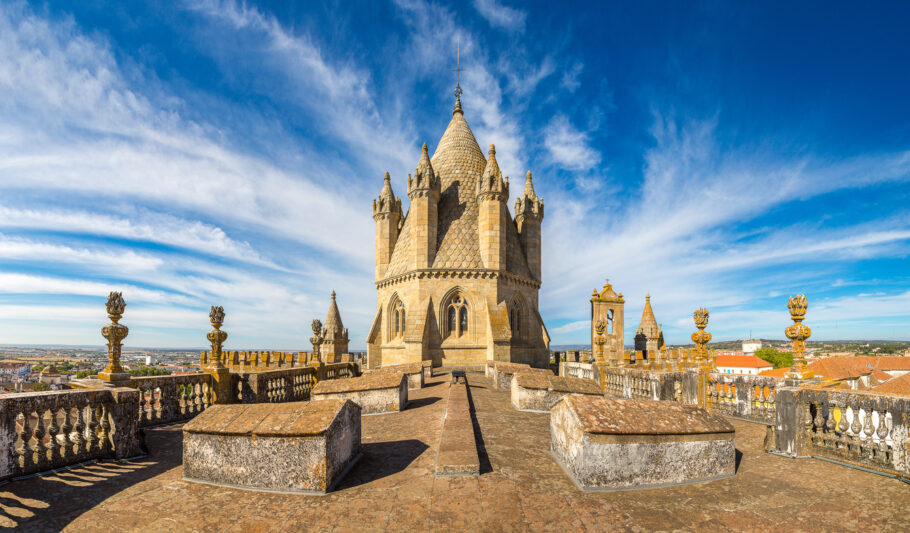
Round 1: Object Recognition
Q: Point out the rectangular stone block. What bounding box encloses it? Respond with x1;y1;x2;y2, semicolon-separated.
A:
551;395;735;491
312;372;408;414
183;399;361;494
511;373;603;412
488;361;552;390
370;362;425;389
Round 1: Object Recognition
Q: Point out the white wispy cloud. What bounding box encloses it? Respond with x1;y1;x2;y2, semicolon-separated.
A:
543;114;602;171
472;0;527;33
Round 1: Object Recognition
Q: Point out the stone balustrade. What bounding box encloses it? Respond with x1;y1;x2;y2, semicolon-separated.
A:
559;361;599;384
0;388;142;482
601;367;698;405
129;373;213;427
706;373;779;424
201;350;362;371
234;362;357;404
773;387;910;478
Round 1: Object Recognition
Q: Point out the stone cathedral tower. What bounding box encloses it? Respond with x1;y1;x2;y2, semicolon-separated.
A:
367;92;550;369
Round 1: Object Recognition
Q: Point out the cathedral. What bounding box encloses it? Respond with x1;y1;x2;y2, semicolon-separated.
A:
366;90;550;369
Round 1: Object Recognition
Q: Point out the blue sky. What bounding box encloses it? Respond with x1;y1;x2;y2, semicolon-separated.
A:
0;0;908;348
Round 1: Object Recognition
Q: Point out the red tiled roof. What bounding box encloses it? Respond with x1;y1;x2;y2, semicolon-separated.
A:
871;373;910;396
759;367;790;378
716;355;773;369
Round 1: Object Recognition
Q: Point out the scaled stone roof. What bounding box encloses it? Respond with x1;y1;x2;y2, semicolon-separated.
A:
383;101;532;279
636;294;659;337
322;291;347;342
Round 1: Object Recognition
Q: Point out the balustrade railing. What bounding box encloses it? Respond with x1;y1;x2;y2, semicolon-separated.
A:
601;367;697;405
560;361;598;382
706;373;779;424
797;388;909;477
234;362;356;404
0;388;141;482
128;374;213;427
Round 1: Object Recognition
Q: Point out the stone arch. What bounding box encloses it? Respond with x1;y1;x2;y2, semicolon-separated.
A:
509;293;527;340
387;292;406;341
440;286;471;339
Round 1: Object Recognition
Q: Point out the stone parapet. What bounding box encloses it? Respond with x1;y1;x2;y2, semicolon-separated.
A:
0;387;142;482
511;373;603;412
312;373;408;414
550;395;735;491
486;361;552;390
128;373;213;427
183;400;362;493
368;362;426;389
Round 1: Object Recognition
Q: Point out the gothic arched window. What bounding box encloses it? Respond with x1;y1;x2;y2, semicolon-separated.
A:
510;302;522;337
445;294;469;338
389;296;405;339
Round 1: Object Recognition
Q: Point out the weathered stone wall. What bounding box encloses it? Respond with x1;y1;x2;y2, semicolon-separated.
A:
510;373;602;412
183;400;362;493
0;388;142;482
550;396;735;491
436;381;480;476
312;373;408;414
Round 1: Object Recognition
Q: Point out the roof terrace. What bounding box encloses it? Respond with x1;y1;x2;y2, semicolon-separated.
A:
2;374;907;532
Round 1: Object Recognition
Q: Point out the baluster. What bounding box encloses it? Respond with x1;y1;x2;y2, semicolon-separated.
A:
73;402;87;459
99;403;112;456
876;410;890;461
87;404;101;456
60;406;74;461
137;386;148;425
849;403;861;436
33;408;48;471
181;383;190;417
862;409;875;459
18;410;34;472
47;407;61;467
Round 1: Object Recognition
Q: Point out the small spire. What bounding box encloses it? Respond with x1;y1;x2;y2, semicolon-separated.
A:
453;96;463;115
331;290;336;300
522;171;537;200
646;293;651;301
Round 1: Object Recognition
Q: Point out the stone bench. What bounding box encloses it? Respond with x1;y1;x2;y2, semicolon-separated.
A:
550;396;735;491
511;373;603;412
436;380;479;476
486;361;552;390
312;372;407;414
183;400;361;494
370;362;425;390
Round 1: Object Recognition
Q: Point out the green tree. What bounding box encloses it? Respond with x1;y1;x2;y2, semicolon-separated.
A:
755;347;794;369
33;381;50;392
31;364;44;372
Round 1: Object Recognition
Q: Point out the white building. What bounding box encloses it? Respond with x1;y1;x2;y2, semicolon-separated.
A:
742;339;762;355
716;355;773;376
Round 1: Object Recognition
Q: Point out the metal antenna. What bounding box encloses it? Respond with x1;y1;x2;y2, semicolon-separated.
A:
452;38;463;100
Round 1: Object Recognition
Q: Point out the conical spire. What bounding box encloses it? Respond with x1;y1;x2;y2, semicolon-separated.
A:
478;143;508;199
373;171;401;218
637;293;659;336
522;171;537;200
322;290;348;341
408;143;440;198
514;171;544;221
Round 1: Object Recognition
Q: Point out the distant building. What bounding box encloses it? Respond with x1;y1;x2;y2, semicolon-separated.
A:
145;355;155;366
0;361;30;379
742;339;762;354
716;355;773;376
633;294;664;361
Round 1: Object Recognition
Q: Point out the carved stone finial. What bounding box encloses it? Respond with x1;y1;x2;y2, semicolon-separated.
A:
310;318;325;363
99;291;129;383
691;308;712;369
206;306;228;370
785;295;812;379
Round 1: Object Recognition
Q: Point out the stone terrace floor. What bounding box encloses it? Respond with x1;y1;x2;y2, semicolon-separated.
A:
1;375;908;532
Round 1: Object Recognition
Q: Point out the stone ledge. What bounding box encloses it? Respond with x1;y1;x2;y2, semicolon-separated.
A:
436;381;480;476
312;373;408;414
486;362;552;390
511;374;603;412
183;399;361;494
369;363;426;389
550;395;735;491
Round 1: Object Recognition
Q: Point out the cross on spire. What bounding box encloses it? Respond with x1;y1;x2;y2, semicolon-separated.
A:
452;39;463;101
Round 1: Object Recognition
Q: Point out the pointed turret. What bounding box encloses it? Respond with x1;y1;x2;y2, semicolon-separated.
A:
477;144;509;270
407;143;441;270
373;172;402;281
408;143;440;198
321;290;349;359
634;294;662;360
514;171;544;281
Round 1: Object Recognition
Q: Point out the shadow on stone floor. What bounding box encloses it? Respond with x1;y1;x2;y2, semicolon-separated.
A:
0;423;185;531
407;396;441;409
336;439;430;491
464;380;493;474
423;381;445;388
734;449;743;473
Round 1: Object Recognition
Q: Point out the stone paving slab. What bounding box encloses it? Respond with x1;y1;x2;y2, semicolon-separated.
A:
1;375;908;532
